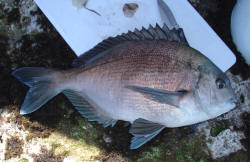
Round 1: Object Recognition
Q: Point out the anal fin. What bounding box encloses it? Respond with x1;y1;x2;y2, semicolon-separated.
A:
63;89;117;127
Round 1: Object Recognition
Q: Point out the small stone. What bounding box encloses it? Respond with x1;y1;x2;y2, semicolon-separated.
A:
103;134;112;143
72;0;88;9
87;123;93;128
63;156;76;162
123;3;139;18
206;129;245;159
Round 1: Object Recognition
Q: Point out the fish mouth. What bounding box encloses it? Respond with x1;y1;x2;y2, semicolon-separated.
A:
228;97;238;109
230;97;238;104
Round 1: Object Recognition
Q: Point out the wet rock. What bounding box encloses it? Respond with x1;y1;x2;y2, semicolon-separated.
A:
103;134;112;143
31;146;64;162
63;156;76;162
207;129;245;159
218;72;250;128
5;136;24;160
240;112;250;150
7;8;20;23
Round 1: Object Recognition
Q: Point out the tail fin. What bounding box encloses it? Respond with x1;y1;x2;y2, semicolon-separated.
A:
12;67;61;114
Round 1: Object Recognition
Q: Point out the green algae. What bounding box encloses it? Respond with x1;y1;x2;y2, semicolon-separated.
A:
1;105;103;161
137;146;162;162
44;131;101;161
69;116;103;147
31;145;65;162
5;136;24;160
21;159;29;162
43;115;103;161
210;120;229;137
136;128;210;162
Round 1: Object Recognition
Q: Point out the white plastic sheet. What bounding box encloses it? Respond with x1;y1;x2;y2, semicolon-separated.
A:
34;0;236;72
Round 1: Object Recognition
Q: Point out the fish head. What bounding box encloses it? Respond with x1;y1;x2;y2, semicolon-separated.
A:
194;61;236;118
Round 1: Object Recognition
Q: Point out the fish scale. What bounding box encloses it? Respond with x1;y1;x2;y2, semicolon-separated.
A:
73;41;204;123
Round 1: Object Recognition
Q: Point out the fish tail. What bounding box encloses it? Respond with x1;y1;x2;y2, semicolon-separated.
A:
11;67;62;115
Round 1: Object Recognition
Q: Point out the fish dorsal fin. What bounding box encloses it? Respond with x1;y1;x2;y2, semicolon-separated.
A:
72;24;188;67
129;118;165;149
63;89;117;127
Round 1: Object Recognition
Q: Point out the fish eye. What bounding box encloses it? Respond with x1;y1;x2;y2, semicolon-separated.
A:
216;79;226;89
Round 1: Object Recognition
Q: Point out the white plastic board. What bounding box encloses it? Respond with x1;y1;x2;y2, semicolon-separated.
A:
34;0;236;72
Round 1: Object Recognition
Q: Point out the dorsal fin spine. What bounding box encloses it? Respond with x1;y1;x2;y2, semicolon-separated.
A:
72;23;188;67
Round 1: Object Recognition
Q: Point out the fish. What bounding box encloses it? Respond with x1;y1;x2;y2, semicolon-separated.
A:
12;24;236;149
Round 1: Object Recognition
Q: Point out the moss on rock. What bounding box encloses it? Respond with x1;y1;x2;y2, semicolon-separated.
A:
5;136;24;160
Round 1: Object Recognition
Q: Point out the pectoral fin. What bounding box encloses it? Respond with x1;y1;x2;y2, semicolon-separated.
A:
129;118;165;149
125;85;187;108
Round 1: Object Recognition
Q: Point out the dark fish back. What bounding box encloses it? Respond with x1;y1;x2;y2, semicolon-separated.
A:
72;24;188;68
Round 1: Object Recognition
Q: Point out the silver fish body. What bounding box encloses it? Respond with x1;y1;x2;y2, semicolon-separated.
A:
60;40;234;127
12;25;236;149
